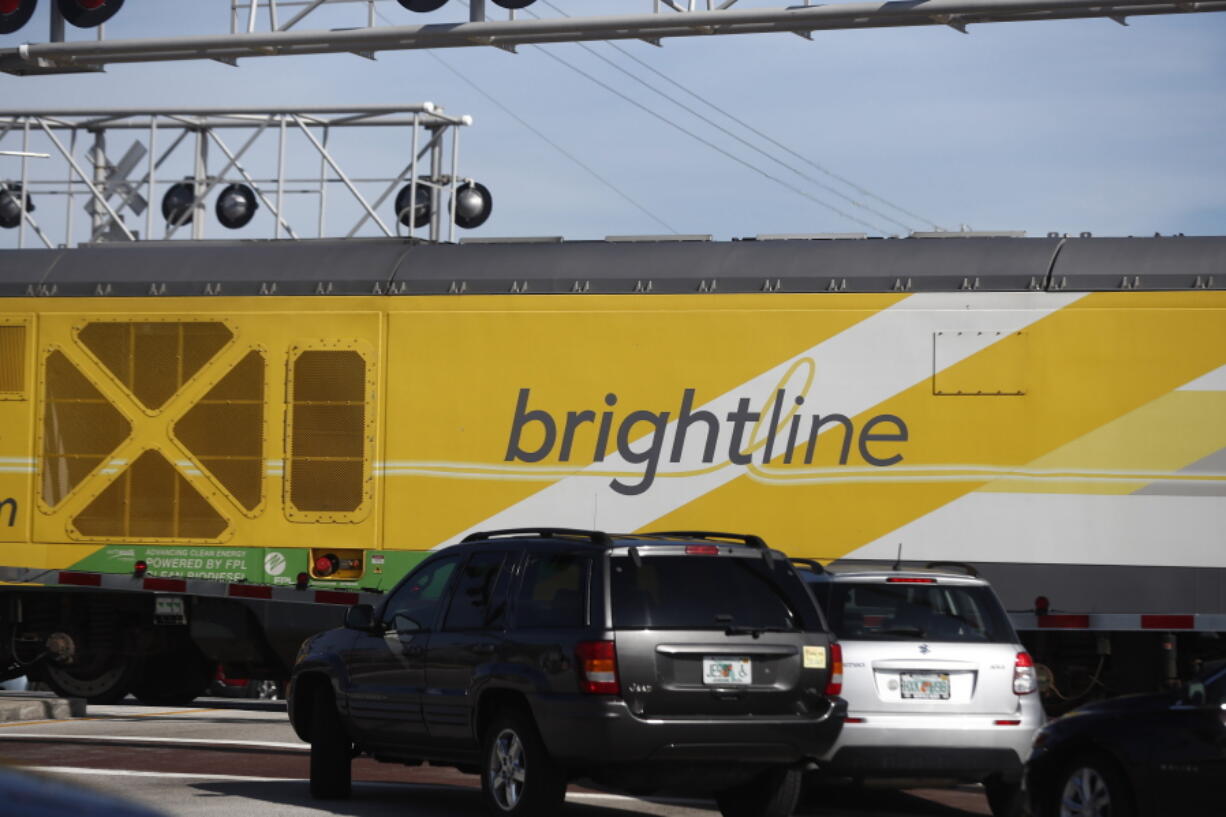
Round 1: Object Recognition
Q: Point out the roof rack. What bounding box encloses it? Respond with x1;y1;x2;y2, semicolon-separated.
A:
923;561;980;577
461;527;615;546
789;557;826;574
642;531;768;550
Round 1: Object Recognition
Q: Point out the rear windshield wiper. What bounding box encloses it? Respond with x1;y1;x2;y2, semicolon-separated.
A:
715;614;791;639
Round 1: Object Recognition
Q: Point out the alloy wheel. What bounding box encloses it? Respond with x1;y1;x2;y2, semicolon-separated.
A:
1059;765;1112;817
488;727;527;811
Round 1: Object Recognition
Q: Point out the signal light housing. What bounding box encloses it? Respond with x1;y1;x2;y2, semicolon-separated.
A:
161;181;195;226
0;182;34;229
0;0;37;35
492;0;537;8
453;180;492;229
215;183;259;230
58;0;125;29
398;0;447;11
394;182;431;229
576;640;619;694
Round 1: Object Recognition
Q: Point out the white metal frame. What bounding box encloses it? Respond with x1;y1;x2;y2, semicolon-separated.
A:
2;0;1222;75
0;105;473;248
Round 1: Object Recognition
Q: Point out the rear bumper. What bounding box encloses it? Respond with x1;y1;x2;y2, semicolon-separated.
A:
816;712;1039;782
532;693;846;769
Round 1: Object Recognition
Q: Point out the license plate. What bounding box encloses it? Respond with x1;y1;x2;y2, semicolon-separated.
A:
702;656;751;686
154;596;187;625
900;672;950;699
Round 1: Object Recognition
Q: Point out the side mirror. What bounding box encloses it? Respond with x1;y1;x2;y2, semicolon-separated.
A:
345;603;377;632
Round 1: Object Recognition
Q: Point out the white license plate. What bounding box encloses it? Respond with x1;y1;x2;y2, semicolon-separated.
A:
154;596;187;625
900;672;950;699
702;656;751;685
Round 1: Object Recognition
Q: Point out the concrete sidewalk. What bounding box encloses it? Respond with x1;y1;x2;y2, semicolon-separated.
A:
0;691;85;721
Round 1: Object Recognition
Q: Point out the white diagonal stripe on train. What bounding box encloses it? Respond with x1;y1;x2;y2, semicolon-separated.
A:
846;492;1226;569
443;292;1086;546
1178;363;1226;392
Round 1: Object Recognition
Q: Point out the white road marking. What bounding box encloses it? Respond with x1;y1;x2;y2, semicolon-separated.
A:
1;733;306;750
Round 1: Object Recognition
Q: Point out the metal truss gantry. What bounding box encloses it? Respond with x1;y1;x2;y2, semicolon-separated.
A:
0;104;476;248
1;0;1223;76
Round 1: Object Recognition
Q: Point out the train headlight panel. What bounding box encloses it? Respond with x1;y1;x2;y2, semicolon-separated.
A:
0;0;37;35
58;0;125;28
0;183;34;229
215;184;258;230
453;181;492;230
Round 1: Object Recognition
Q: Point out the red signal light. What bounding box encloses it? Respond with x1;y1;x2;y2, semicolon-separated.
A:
314;554;341;577
0;0;35;35
58;0;125;29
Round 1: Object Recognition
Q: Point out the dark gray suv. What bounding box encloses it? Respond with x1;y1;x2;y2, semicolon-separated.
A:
288;528;845;817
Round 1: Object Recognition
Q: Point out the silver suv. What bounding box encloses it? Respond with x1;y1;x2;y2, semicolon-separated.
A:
798;562;1043;817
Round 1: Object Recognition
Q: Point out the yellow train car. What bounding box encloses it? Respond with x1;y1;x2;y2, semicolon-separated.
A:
0;235;1223;705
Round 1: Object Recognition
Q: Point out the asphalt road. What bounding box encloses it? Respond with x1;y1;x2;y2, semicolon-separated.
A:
0;697;991;817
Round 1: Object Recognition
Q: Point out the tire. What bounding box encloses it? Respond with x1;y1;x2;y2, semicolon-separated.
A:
716;765;802;817
309;688;352;799
42;655;138;704
247;679;283;700
480;709;567;816
985;774;1027;817
1045;754;1134;817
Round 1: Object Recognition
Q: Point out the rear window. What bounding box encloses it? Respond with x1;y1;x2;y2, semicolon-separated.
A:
611;554;820;631
814;581;1015;643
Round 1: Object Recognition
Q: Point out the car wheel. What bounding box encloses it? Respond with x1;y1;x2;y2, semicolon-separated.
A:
480;709;566;816
715;765;802;817
309;688;352;799
984;774;1026;817
248;679;282;700
1050;754;1134;817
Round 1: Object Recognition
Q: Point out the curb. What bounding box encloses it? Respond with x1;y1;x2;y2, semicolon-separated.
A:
0;691;86;721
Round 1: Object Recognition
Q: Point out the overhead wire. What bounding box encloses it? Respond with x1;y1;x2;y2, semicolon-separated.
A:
375;6;679;234
525;44;888;234
534;0;937;232
540;0;944;231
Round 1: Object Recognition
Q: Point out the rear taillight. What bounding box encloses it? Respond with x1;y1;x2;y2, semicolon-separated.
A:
684;545;720;555
577;640;619;694
886;577;936;583
825;642;843;697
1013;651;1037;695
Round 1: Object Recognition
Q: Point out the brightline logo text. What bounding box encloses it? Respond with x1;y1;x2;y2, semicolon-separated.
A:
505;388;909;496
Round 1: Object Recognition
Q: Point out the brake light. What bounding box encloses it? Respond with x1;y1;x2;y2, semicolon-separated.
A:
825;642;843;696
886;577;936;583
1013;651;1037;695
577;640;619;694
684;545;720;555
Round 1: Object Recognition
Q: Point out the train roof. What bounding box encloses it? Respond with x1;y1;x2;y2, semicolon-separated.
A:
0;234;1222;297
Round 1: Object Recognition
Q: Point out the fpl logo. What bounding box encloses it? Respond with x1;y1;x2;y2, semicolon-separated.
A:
504;387;909;496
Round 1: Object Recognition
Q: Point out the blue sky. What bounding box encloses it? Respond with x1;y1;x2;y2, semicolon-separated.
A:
1;1;1224;244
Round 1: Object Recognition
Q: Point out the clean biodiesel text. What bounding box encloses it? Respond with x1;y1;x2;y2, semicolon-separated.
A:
505;388;909;496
